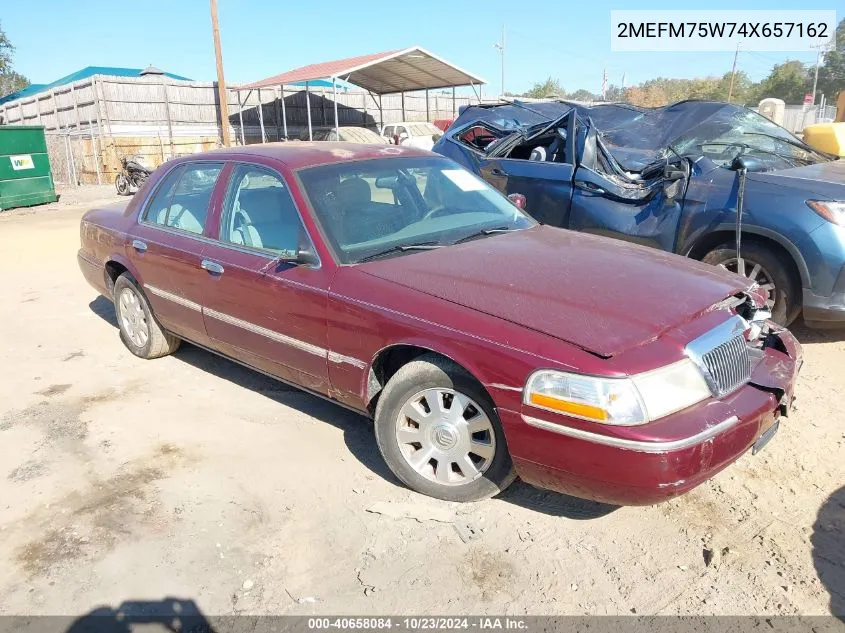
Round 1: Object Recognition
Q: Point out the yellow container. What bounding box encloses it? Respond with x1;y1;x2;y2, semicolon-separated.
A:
802;122;845;157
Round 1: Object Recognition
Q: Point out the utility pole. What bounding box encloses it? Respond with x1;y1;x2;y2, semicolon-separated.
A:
727;42;741;103
493;25;505;97
811;46;824;105
210;0;231;146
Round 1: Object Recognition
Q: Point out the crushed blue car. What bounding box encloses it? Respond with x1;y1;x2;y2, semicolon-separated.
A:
433;99;845;327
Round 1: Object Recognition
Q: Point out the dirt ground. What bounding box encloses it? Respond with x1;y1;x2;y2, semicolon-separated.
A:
0;185;843;618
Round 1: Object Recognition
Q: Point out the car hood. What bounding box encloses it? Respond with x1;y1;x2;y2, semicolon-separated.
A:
748;158;845;198
358;226;751;357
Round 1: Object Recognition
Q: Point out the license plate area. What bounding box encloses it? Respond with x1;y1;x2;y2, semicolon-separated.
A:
752;420;779;455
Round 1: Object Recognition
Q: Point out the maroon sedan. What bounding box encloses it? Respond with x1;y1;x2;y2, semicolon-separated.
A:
78;143;802;505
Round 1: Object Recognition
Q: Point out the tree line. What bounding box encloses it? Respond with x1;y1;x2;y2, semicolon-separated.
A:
0;21;28;98
512;19;845;108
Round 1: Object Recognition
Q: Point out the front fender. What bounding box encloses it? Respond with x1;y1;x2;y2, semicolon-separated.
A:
684;222;811;288
362;336;509;408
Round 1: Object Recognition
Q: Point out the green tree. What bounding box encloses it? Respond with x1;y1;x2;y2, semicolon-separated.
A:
603;84;625;102
816;18;845;104
0;21;30;98
0;70;28;96
523;77;564;98
566;88;597;102
754;60;811;104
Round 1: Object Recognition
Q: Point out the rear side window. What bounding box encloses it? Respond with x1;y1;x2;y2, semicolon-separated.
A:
144;165;184;225
456;124;505;152
143;162;224;234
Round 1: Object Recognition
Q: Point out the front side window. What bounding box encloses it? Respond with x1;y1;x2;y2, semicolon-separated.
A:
298;157;535;264
219;164;306;256
143;162;223;234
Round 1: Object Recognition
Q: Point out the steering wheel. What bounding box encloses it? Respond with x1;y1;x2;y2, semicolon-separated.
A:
421;205;449;221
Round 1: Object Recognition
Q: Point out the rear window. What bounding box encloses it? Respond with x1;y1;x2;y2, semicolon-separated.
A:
408;123;441;136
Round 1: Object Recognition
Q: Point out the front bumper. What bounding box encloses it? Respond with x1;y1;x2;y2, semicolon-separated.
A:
500;328;802;506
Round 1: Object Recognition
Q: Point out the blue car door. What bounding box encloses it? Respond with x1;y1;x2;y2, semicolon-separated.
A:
477;157;575;227
567;124;690;252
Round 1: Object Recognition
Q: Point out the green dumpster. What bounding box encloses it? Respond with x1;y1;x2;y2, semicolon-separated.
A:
0;125;58;211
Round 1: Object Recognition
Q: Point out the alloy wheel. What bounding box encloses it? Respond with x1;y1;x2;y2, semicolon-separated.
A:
717;257;777;310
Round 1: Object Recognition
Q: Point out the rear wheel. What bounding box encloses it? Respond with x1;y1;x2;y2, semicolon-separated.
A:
113;273;180;359
374;354;516;502
115;173;130;195
702;242;801;326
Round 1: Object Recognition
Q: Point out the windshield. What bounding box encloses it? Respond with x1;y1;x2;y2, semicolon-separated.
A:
671;107;830;169
298;157;535;264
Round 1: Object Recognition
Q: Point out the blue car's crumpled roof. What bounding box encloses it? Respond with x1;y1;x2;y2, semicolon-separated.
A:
457;100;752;172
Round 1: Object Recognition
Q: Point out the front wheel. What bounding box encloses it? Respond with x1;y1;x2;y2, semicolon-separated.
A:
374;353;516;502
115;173;130;195
702;242;801;326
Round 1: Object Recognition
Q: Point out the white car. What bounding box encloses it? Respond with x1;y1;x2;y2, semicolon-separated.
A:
381;122;444;151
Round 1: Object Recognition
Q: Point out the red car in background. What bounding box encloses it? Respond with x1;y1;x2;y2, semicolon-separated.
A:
77;143;801;505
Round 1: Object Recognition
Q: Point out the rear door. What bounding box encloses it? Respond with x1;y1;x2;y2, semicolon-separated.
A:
199;162;331;393
448;117;576;228
129;161;225;345
477;157;574;228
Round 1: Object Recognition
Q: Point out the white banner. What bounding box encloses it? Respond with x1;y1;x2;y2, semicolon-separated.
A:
611;10;837;52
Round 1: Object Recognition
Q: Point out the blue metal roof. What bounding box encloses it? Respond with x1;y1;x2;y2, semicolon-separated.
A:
0;66;191;105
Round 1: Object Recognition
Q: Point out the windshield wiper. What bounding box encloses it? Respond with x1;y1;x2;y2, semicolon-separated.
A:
358;241;442;263
453;227;515;245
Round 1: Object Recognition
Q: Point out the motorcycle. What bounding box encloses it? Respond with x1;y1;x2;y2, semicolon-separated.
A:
115;155;152;195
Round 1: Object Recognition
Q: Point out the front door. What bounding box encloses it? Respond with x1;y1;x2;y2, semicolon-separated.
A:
568;163;689;252
129;161;225;346
199;162;330;393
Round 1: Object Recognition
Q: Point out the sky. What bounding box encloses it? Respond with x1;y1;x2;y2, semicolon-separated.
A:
2;0;834;97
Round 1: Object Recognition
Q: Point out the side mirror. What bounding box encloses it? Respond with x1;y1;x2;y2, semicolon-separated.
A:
730;155;762;172
663;164;686;203
507;192;527;210
296;245;319;266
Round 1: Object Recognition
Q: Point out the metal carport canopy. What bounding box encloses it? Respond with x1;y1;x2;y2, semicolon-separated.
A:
240;47;486;141
242;46;486;94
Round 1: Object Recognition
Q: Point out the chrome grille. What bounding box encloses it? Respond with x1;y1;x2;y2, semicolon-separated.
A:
700;334;751;397
685;315;752;398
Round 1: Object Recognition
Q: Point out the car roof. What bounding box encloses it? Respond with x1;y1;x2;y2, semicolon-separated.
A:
173;142;435;170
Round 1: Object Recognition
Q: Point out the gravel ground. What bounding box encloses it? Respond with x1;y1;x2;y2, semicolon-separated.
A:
0;186;842;618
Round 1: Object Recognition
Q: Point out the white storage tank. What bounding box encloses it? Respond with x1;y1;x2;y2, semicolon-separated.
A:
758;98;786;126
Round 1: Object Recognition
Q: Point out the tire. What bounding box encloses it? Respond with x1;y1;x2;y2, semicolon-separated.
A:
374;353;516;502
115;173;130;196
702;242;801;326
113;273;181;359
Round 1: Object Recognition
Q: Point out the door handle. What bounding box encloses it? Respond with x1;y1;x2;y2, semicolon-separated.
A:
200;259;224;275
131;239;148;252
575;180;606;195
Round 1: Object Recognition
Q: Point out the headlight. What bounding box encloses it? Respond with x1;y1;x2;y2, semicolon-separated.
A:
524;359;711;426
807;200;845;226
